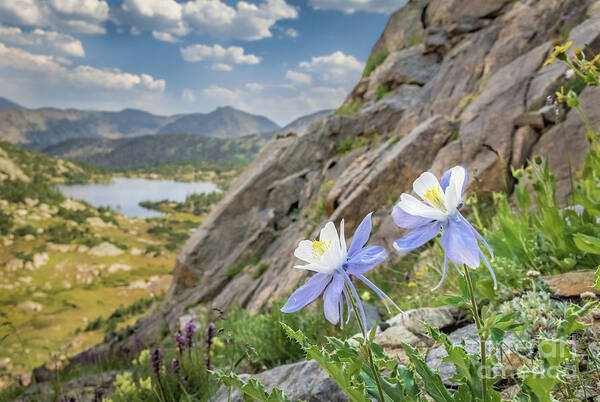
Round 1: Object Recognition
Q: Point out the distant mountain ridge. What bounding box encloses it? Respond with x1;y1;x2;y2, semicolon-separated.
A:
0;97;23;111
0;99;280;149
43;132;274;169
42;108;333;168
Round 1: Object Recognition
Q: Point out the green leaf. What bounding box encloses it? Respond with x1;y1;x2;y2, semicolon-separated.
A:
556;301;597;339
281;323;369;402
212;370;293;402
573;233;600;254
401;342;453;402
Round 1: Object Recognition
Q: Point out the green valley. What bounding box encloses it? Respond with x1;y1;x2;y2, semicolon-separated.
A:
0;142;210;388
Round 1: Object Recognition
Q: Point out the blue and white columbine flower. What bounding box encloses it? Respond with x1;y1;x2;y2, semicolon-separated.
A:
392;166;496;290
281;213;400;326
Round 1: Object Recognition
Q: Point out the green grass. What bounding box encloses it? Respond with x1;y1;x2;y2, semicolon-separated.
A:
363;49;389;77
336;136;354;154
83;295;162;333
226;253;264;280
375;84;390;101
336;99;364;116
304;180;335;236
251;262;270;280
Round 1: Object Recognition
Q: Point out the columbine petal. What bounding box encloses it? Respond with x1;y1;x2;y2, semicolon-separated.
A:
281;273;332;313
347;212;373;258
441;216;480;268
432;256;449;291
397;193;448;221
339;219;347;256
413;172;442;199
342;271;368;329
320;222;340;249
393;221;442;252
444;166;466;214
323;272;344;324
319;222;343;269
391;203;434;229
356;274;401;313
468;219;494;261
480;250;498;289
440;166;467;193
294;242;320;265
346;246;387;275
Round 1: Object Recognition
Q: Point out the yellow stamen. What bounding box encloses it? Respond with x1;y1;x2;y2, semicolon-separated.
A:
312;240;331;257
423;186;447;211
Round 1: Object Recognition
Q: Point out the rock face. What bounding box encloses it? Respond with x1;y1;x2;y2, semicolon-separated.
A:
73;0;600;359
211;360;347;402
16;371;119;402
542;270;599;297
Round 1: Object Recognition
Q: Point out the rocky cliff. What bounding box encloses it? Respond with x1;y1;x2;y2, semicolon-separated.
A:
74;0;600;357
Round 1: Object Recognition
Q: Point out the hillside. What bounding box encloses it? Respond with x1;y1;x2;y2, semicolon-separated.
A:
42;109;332;169
0;104;279;149
0;97;23;111
0;142;209;388
157;106;279;138
43;132;274;168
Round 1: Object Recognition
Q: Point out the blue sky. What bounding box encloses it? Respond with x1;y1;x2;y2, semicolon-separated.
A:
0;0;402;125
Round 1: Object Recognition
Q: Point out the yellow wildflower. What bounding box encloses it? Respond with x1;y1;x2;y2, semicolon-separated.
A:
544;41;573;66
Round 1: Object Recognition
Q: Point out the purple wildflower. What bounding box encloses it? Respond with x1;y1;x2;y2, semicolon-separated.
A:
171;359;180;374
281;213;400;327
184;321;198;348
174;331;185;353
150;348;163;375
392;166;496;290
205;322;215;369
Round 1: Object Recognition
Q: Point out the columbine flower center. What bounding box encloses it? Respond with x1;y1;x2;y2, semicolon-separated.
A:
423;186;447;212
312;240;332;258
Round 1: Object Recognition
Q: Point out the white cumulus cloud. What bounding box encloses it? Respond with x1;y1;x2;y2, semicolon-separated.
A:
152;31;180;43
284;27;298;38
0;0;109;34
0;25;85;57
286;70;312;84
245;82;264;92
202;85;243;103
299;51;363;84
181;43;260;64
211;63;233;71
0;42;165;92
308;0;406;14
182;88;196;103
117;0;298;42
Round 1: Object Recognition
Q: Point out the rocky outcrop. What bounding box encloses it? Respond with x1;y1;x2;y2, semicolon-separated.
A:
542;269;599;297
71;0;600;362
16;371;119;402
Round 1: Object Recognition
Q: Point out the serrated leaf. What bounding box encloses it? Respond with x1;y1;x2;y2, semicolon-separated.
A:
281;323;369;402
401;343;453;402
212;370;293;402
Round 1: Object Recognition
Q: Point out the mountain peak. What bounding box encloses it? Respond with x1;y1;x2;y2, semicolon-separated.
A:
0;97;24;111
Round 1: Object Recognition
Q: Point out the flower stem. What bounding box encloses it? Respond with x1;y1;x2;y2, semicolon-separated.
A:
344;283;385;402
463;266;487;401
